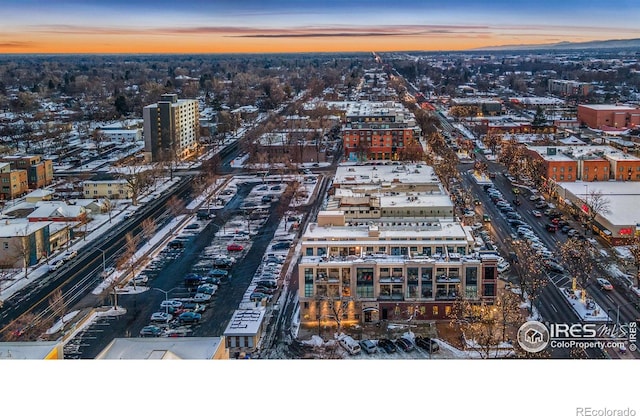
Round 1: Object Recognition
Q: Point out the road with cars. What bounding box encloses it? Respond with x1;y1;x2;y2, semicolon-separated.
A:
463;156;639;358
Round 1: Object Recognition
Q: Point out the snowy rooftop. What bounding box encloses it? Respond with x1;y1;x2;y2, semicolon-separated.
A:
528;145;640;162
223;309;266;336
379;193;454;209
510;96;565;105
0;342;60;359
0;219;51;237
579;104;638;111
558;181;640;226
334;163;438;186
95;337;225;359
303;220;471;241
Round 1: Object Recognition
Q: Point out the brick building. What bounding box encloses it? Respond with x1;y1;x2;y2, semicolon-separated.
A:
577;104;640;129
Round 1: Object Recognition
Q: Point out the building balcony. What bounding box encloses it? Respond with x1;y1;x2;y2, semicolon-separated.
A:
435;291;459;300
379;276;405;283
435;275;461;283
378;294;405;301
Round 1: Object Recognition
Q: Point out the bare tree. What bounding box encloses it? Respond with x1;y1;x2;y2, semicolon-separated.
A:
167;195;186;217
103;198;114;223
14;226;32;280
141;218;156;245
583;189;611;235
119;165;151;206
511;239;547;316
48;289;66;335
450;298;505;359
559;238;595;289
627;234;640;288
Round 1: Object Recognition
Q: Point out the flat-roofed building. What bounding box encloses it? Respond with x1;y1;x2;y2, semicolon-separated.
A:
341;101;421;161
83;179;132;199
297;211;498;327
0;166;28;200
223;308;267;358
527;145;640;182
0;155;54;189
96;337;228;359
577;104;640;129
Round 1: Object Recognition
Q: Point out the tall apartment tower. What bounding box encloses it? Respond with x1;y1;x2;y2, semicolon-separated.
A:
143;94;200;162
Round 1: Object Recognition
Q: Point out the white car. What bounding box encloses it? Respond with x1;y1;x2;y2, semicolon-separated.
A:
497;262;510;274
150;312;173;323
531;210;542;217
596;278;613;291
193;293;212;303
50;260;65;272
160;300;182;309
63;250;78;261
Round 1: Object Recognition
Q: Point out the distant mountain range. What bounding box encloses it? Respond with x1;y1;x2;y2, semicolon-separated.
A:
472;38;640;51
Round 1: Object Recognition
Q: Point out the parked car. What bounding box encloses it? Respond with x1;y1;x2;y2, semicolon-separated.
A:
359;339;378;354
497;262;510;274
184;273;204;286
338;335;361;355
546;224;558;233
227;243;244;252
178;311;202;324
209;268;228;278
250;292;271;302
596;278;613;291
63;250;78;261
150;312;173;323
271;242;291;251
378;338;397;353
50;259;65;272
139;325;163;337
192;293;212;303
184;223;200;230
197;284;217;295
395;337;415;352
415;336;440;352
160;300;183;309
531;210;542;217
203;276;222;285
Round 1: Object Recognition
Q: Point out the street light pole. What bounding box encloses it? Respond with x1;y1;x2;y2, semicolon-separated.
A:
97;248;106;274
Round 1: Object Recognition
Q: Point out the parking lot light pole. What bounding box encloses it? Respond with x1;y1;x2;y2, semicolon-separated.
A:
152;287;178;314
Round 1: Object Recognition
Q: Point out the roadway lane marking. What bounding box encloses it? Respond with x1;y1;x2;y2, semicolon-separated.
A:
550;303;558;313
606;294;614;303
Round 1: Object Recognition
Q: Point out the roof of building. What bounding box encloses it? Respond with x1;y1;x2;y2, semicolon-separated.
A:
95;337;225;359
223;309;266;336
579;104;638;111
303;219;471;242
528;145;640;162
27;201;85;219
25;189;55;200
559;181;640;226
0;342;60;359
0;219;50;238
334;163;438;186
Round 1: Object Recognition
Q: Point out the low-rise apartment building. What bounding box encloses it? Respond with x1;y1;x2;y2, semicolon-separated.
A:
0;163;28;200
0;155;54;189
83;180;132;199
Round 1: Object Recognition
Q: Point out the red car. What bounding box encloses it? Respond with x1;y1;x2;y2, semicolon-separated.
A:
227;243;244;252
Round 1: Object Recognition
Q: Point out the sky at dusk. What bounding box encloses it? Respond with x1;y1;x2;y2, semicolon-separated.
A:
1;0;639;54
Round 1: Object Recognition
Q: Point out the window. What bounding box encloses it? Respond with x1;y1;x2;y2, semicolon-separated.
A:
432;306;439;316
